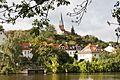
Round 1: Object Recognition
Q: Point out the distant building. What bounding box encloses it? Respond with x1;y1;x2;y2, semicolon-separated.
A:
59;13;77;35
60;44;81;57
21;42;33;59
0;29;7;45
77;44;100;62
104;45;115;53
50;43;81;57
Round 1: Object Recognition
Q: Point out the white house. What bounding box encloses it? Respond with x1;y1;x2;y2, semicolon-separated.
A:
21;42;33;59
76;44;99;62
59;44;81;57
50;43;81;57
104;45;115;53
0;29;7;45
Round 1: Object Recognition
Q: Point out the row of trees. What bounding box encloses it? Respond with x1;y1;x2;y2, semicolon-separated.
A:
0;23;119;74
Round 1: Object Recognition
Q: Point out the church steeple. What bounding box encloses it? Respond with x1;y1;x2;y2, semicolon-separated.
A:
59;13;65;31
60;13;64;25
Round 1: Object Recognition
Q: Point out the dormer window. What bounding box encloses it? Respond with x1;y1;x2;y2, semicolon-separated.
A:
73;46;75;49
70;47;72;49
60;46;65;50
24;45;29;48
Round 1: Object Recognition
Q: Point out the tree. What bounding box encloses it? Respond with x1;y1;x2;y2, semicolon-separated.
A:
0;0;92;28
45;24;57;34
110;1;120;45
71;26;75;35
112;1;120;25
0;35;22;70
0;29;33;72
0;0;70;24
115;27;120;45
0;25;3;30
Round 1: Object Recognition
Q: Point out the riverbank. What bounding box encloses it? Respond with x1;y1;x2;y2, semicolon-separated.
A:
0;72;120;80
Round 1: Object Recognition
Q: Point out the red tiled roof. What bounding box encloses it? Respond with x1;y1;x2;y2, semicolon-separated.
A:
51;44;60;48
21;42;31;50
50;43;81;50
59;25;65;31
80;44;98;53
90;45;97;52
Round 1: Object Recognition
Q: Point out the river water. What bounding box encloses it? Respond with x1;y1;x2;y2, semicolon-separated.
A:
0;73;120;80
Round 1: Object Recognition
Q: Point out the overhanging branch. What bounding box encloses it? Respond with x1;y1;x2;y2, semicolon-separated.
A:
67;0;92;25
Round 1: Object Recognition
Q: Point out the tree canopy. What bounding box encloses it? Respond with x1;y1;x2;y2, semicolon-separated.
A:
0;0;93;27
0;0;70;24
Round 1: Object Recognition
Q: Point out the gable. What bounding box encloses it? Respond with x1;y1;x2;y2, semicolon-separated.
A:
81;44;98;53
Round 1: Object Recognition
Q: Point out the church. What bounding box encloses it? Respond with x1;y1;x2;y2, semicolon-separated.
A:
59;13;77;36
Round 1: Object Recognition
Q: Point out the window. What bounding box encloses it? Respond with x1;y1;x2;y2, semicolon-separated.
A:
83;55;84;57
24;51;26;54
0;32;2;35
73;46;75;49
24;45;29;48
70;47;72;49
94;54;96;56
61;46;65;50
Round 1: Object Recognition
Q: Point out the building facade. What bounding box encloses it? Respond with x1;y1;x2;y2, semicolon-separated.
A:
21;42;33;59
50;43;81;57
77;44;99;62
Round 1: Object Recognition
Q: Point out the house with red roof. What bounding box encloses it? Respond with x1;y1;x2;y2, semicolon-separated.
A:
50;43;81;57
76;44;100;62
21;42;33;59
60;44;81;57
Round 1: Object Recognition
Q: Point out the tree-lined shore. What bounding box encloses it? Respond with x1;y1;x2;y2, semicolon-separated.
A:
0;26;120;74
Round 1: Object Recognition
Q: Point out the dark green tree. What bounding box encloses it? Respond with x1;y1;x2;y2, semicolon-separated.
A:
0;25;3;30
71;26;75;35
112;1;120;25
111;1;120;45
0;0;70;24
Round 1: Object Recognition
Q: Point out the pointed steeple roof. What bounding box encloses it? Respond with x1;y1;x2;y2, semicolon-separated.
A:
59;13;64;26
59;13;65;31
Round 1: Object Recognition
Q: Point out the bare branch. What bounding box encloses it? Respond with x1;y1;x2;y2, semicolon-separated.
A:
67;0;92;25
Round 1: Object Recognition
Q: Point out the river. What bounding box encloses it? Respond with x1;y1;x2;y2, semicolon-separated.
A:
0;73;120;80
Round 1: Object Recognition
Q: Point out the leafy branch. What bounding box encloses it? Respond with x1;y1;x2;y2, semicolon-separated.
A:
0;0;70;24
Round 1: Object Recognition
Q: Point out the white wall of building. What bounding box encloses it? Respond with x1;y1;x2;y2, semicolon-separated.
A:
22;49;33;59
77;53;99;62
77;53;93;62
66;50;76;57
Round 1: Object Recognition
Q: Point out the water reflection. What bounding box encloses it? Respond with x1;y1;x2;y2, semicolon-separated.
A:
0;73;120;80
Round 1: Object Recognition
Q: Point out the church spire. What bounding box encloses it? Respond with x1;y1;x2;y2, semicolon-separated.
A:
60;13;64;25
59;13;65;31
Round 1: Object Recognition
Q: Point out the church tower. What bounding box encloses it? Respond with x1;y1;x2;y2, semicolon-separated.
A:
59;13;65;32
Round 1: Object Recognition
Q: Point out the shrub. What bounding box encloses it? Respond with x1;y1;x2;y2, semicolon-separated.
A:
1;65;15;74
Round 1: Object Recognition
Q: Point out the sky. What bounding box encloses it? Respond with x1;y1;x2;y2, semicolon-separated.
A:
1;0;119;42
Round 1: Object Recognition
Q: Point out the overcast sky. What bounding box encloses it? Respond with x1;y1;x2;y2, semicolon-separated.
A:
2;0;119;42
